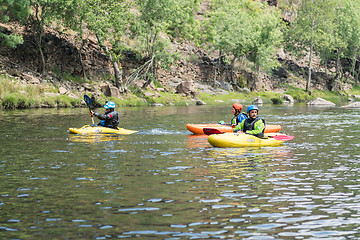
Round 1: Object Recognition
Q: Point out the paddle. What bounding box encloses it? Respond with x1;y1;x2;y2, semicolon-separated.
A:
203;128;294;141
84;94;95;125
271;135;294;141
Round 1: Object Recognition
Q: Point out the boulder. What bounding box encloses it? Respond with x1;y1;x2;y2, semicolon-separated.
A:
58;87;67;95
196;99;206;105
109;86;122;99
100;83;111;96
252;96;263;105
175;81;198;96
342;102;360;108
144;92;155;97
307;98;336;106
23;73;41;84
283;94;294;103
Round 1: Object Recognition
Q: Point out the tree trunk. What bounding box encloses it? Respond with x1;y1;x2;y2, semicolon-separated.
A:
351;51;357;78
33;4;45;74
78;38;86;79
96;34;124;92
306;41;313;92
230;57;236;85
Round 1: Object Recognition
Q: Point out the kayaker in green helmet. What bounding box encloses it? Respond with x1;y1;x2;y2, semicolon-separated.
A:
233;105;265;137
90;101;119;129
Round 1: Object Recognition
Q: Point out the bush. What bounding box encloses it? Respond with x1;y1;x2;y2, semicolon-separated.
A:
271;97;283;104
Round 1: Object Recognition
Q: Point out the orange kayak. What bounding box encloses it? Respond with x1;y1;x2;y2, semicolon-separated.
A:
186;123;281;135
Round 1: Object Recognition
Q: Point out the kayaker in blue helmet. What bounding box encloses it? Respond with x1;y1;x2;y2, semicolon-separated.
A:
90;101;119;129
233;105;265;137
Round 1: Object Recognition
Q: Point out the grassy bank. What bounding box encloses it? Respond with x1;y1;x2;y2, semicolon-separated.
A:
1;74;358;110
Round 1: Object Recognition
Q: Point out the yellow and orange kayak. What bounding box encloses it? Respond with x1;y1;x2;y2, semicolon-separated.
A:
186;123;281;135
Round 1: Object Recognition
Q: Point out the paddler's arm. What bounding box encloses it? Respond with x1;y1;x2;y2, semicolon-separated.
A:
244;119;264;135
90;110;106;120
233;119;245;132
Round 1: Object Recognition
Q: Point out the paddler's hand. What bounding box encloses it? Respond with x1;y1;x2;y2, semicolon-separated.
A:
231;124;236;128
90;110;94;116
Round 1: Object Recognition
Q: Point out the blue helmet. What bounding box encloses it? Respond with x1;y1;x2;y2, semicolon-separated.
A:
104;101;115;109
247;105;258;113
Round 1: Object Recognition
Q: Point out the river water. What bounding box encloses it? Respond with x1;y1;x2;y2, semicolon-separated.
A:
0;104;360;239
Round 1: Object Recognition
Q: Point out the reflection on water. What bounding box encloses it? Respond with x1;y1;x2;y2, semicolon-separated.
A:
0;105;360;239
68;134;124;143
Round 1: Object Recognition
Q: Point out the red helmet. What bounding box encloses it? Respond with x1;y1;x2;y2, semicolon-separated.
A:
232;103;243;111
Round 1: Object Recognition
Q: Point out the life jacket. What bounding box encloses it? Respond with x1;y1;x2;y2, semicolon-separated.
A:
243;117;265;137
98;111;119;129
232;113;247;125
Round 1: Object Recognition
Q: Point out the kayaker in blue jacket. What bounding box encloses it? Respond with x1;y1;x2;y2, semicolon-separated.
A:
233;105;265;137
90;101;119;129
219;103;247;126
231;103;247;127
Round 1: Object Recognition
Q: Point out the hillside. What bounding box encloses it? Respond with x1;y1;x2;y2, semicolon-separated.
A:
0;1;356;108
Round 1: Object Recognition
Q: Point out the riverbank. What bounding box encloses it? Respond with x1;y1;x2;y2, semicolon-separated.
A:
1;72;359;110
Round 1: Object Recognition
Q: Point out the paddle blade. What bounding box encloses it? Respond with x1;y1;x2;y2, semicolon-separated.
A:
271;135;294;141
84;94;92;106
203;128;224;135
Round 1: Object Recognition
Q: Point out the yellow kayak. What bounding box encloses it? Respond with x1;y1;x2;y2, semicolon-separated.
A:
207;132;289;147
69;125;138;135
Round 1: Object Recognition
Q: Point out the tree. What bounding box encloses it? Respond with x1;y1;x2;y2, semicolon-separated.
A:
28;0;65;74
285;0;338;92
203;0;283;89
333;0;360;80
0;0;30;48
83;0;134;91
130;0;200;88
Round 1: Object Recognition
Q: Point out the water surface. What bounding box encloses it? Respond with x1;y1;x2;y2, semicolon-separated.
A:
0;104;360;239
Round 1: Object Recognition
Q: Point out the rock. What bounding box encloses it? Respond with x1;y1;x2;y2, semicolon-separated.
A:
252;96;263;105
144;92;155;97
151;103;164;107
215;100;225;103
283;94;294;103
353;95;360;99
342;102;360;108
82;83;94;91
175;81;198;97
23;73;41;84
100;83;111;96
67;93;78;99
156;88;166;92
220;81;233;91
58;87;67;95
239;88;251;93
196;100;206;105
109;86;122;99
307;98;336;106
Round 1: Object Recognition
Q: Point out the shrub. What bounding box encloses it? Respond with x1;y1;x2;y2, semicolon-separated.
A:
271;97;283;104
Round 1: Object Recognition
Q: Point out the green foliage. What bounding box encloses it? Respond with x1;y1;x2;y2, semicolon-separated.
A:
271;97;283;104
237;75;246;89
132;0;200;77
203;0;283;73
62;73;87;84
0;0;30;48
285;88;312;102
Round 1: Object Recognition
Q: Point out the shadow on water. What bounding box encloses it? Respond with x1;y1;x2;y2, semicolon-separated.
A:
0;105;360;239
